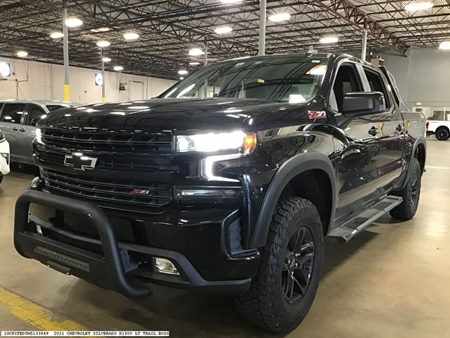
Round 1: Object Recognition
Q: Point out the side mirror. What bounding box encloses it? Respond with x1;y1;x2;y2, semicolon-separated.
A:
342;92;386;117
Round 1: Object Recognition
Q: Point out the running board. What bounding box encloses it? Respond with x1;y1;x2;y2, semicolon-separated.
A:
328;195;403;243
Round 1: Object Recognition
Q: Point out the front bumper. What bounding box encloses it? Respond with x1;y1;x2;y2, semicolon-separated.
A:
14;189;260;297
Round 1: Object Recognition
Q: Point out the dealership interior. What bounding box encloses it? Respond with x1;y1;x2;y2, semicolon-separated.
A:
1;0;450;337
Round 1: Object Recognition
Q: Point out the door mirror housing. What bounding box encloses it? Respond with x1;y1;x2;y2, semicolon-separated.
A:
342;92;386;117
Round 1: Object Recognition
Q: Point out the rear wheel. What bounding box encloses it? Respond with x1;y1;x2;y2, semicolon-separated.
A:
236;197;323;333
390;158;422;220
435;127;450;141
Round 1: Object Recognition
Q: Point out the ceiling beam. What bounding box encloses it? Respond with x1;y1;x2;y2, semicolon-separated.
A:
310;0;409;55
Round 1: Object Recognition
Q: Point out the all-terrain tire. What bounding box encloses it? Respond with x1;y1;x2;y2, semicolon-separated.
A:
435;127;450;141
390;158;422;220
235;197;323;333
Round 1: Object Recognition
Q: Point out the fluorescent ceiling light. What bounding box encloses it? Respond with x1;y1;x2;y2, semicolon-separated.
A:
16;51;28;58
189;62;201;66
180;77;184;80
50;31;64;39
65;17;83;28
221;0;242;3
178;69;188;75
320;36;339;44
189;48;204;56
268;12;291;22
0;62;11;77
214;26;233;35
96;40;111;48
123;32;140;41
113;65;123;71
439;41;450;50
90;27;110;33
404;2;433;11
102;57;111;62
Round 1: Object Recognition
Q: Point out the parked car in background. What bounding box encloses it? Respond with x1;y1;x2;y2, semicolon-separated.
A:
0;130;10;184
426;110;450;140
0;100;75;165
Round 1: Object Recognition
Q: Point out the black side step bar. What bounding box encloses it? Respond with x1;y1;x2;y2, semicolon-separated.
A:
329;195;403;243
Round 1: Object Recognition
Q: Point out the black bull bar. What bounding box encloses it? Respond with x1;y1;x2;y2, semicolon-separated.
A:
14;189;150;298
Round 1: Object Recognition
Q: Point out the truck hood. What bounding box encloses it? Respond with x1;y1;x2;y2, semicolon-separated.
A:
38;97;316;132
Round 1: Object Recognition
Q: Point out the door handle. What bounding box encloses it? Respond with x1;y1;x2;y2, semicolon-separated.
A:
396;124;404;133
19;128;26;132
368;126;379;136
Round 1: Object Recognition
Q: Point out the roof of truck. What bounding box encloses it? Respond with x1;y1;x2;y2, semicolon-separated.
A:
0;99;76;106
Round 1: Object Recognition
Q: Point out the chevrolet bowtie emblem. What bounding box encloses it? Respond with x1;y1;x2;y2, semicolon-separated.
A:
64;153;97;171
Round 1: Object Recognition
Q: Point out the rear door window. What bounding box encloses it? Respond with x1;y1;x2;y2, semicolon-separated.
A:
363;68;391;109
0;103;26;124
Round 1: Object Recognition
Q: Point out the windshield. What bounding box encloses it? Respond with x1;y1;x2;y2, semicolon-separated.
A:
162;55;327;103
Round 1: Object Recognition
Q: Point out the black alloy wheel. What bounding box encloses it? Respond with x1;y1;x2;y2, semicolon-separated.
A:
282;227;315;303
410;174;419;207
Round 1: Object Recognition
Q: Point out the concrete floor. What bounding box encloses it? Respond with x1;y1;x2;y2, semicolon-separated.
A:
1;139;450;338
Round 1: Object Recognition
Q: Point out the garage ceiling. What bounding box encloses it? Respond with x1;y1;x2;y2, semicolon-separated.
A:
1;0;449;79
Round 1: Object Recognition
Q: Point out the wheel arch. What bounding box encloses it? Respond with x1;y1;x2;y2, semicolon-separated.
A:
415;140;426;173
436;125;450;132
397;135;426;191
250;152;336;248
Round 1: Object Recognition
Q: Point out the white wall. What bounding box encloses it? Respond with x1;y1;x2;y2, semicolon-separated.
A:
383;47;450;108
0;58;176;104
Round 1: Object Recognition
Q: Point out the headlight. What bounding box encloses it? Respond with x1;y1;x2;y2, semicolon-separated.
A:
176;131;257;154
35;128;43;144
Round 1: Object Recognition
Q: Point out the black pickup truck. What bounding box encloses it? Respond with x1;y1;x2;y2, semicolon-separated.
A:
14;53;426;333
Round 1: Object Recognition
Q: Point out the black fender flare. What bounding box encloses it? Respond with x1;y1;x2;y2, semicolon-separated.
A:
413;135;427;168
249;152;337;248
398;135;426;190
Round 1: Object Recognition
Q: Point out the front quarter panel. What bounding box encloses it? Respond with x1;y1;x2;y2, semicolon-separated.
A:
398;111;426;188
240;127;337;249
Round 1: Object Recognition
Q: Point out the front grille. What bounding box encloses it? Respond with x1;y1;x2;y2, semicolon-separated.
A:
36;127;179;173
42;127;173;153
42;169;173;211
35;148;180;173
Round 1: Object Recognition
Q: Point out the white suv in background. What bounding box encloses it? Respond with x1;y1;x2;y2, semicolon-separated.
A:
426;110;450;141
0;129;10;184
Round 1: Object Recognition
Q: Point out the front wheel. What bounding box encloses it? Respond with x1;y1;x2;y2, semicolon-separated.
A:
236;197;323;333
390;158;422;220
